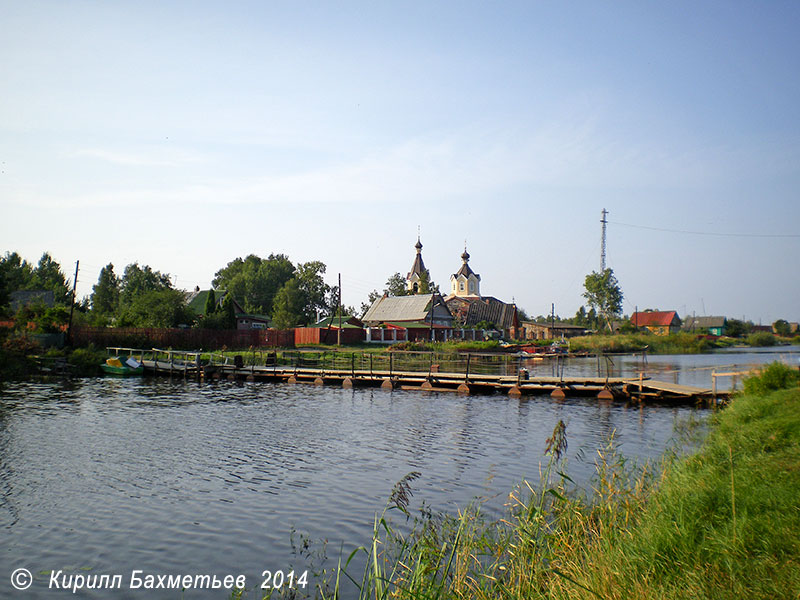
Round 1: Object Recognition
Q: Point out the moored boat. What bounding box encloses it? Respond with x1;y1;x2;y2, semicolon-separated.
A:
101;356;144;376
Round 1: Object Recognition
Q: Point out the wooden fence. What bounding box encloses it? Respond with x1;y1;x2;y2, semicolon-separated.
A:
73;326;295;350
294;327;366;345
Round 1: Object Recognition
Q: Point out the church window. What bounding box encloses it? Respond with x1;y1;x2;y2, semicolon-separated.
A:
459;282;464;291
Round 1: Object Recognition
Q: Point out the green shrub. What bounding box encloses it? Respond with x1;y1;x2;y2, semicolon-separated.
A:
743;361;800;395
747;331;777;347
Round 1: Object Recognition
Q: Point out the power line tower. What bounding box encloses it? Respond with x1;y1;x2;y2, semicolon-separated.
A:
600;208;608;271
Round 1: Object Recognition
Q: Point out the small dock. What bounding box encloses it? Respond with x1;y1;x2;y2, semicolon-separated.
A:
106;347;728;404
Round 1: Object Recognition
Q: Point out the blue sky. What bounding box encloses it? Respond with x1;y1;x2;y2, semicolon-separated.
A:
2;1;798;323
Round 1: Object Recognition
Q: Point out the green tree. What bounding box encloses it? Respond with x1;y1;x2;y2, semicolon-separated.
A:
119;263;172;306
417;269;439;294
295;261;330;324
91;263;120;315
221;293;237;329
384;272;409;297
272;278;304;329
583;269;623;332
0;252;35;292
773;319;791;337
587;307;598;329
212;254;295;316
725;318;750;338
32;253;72;304
204;289;217;316
118;288;194;328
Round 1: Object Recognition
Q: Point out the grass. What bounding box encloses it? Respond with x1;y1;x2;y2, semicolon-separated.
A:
258;363;799;600
568;332;720;354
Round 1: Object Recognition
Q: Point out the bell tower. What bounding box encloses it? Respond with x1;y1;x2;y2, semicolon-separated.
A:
406;236;426;294
449;245;480;297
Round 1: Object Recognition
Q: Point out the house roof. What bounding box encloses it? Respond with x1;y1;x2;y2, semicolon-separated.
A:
187;289;224;315
445;295;517;329
683;316;726;330
313;315;363;329
631;311;680;327
363;294;451;323
10;290;55;310
186;289;248;317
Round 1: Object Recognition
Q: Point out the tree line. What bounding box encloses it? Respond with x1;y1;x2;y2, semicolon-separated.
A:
0;251;338;332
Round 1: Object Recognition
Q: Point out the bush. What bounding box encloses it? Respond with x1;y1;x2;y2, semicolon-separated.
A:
743;361;800;396
747;331;777;347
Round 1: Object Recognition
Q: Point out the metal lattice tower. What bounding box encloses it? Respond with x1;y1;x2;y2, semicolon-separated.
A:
600;208;608;271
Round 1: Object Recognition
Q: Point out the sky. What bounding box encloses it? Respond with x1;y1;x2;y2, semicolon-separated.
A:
2;1;799;324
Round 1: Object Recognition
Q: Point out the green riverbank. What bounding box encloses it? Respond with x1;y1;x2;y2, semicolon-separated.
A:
308;363;800;600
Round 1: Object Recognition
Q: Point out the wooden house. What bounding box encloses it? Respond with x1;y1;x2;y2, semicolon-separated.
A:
631;311;681;335
186;289;271;330
682;316;727;336
521;322;588;340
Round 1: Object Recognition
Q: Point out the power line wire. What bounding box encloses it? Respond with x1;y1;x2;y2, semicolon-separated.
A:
610;220;800;238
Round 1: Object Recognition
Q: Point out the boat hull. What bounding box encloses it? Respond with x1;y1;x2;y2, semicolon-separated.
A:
100;364;144;376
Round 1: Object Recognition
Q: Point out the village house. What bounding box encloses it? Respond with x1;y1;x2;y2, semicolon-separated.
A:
682;315;727;336
521;322;588;340
362;294;454;342
186;288;271;330
631;310;682;335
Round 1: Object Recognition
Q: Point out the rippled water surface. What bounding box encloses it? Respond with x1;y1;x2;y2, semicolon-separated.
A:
3;348;793;598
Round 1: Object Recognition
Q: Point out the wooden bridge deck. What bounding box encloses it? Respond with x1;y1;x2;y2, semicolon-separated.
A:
136;357;723;404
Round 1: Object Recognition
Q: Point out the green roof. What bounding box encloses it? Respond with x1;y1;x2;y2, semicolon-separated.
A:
187;289;229;316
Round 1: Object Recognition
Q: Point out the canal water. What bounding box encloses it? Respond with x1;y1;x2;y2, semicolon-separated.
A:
1;347;797;599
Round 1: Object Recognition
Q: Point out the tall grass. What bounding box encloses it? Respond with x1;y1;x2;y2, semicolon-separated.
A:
568;332;716;354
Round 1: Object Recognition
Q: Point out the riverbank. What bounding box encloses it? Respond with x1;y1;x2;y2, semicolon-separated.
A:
0;340;106;379
324;364;800;599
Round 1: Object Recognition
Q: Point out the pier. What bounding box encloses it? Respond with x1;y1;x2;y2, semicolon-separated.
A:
106;347;728;404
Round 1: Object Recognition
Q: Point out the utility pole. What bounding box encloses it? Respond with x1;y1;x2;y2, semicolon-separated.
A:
66;260;79;346
337;273;342;346
600;208;608;272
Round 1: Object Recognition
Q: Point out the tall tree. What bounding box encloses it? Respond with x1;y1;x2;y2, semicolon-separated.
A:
221;293;237;329
773;319;791;337
583;269;623;331
120;263;172;306
91;263;120;315
417;269;438;294
204;289;217;316
272;278;304;329
32;252;72;304
384;272;409;297
294;261;330;324
212;253;295;315
117;288;193;328
0;252;35;292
